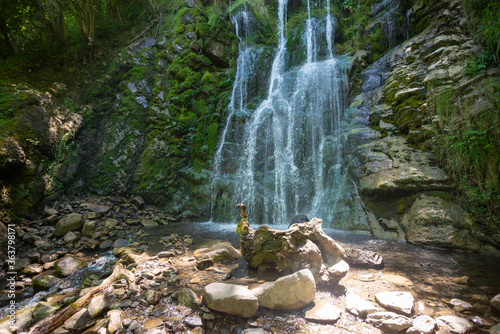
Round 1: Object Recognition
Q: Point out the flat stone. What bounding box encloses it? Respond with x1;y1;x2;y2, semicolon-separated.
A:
63;308;93;331
113;239;129;248
304;300;342;323
450;298;474;312
0;307;33;332
375;291;414;316
86;203;110;213
23;263;43;275
345;291;379;318
407;315;436;334
436;316;475;334
63;231;79;243
104;218;118;229
32;301;60;320
381;273;413;286
184;315;203;327
251;269;316;310
193;240;241;263
145;318;163;329
131;196;145;208
54;256;86;277
203;283;258;318
32;270;60;291
366;311;413;333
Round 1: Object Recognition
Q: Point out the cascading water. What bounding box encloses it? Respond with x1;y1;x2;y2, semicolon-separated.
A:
211;0;351;226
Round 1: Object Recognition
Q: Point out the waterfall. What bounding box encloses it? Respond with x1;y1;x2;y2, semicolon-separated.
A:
211;0;349;226
326;0;334;58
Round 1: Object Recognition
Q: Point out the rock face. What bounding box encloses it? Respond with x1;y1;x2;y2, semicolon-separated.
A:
54;213;84;237
375;291;414;316
401;194;475;249
236;204;350;283
203;283;258;318
251;269;316;311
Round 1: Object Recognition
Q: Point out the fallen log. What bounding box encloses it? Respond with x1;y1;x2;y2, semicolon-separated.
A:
29;263;136;334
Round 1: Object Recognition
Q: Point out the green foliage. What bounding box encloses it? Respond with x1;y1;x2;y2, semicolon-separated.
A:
462;0;500;63
464;50;493;74
432;88;500;227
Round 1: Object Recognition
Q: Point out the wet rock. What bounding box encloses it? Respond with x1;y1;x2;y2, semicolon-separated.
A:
196;258;214;270
184;315;203;327
145;318;163;329
33;301;60;319
381;273;413;286
251;269;316;310
44;206;59;216
366;311;413;333
55;213;84;237
304;300;342;323
203;283;258;318
345;290;379;318
491;323;500;334
145;290;161;305
375;291;414;316
23;263;43;275
401;194;476;249
491;294;500;312
130;196;145;209
174;287;199;309
54;256;86;277
113;238;129;248
82;220;96;237
88;293;110;318
107;309;125;334
407;315;436;334
450;298;474;313
63;308;94;331
82;318;109;334
32;270;60;291
436;316;475;334
45;214;59;225
100;240;113;249
12;257;31;273
193;240;241;263
104;218;118;229
0;307;33;332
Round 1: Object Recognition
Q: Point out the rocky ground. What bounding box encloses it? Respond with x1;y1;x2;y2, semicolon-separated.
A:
0;195;499;334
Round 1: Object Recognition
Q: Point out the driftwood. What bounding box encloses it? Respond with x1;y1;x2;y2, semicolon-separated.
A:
236;204;349;285
29;263;136;334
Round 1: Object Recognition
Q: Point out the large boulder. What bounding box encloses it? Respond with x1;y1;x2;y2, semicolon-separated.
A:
193;240;241;263
400;194;476;249
236;204;347;282
251;269;316;310
54;213;84;237
54;256;86;277
203;283;258;318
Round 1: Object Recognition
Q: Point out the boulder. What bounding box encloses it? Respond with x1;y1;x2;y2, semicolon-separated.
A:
63;308;93;331
54;256;86;277
491;323;500;334
203;283;258;318
366;311;413;333
32;270;60;291
400;194;476;249
63;231;79;243
88;293;109;318
86;203;110;213
450;298;474;313
107;309;125;334
55;213;84;237
145;290;161;305
339;242;384;268
184;315;203;327
130;196;145;209
174;288;199;309
491;294;500;312
304;300;342;323
0;307;33;332
236;204;346;282
375;291;414;316
319;260;350;286
436;316;475;334
24;263;43;275
82;220;96;237
104;218;118;229
193;240;241;263
345;291;379;318
407;315;436;334
251;269;316;310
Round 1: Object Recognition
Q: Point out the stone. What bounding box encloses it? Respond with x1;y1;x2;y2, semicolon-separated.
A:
345;291;379;318
82;220;96;237
55;213;84;237
104;218;118;229
86;203;110;213
45;214;59;225
158;251;175;258
23;263;43;275
381;273;413;286
436;316;475;334
174;287;199;309
490;323;500;334
130;196;145;208
319;260;349;286
407;315;436;334
44;206;59;216
375;291;414;316
33;301;60;319
450;298;474;312
366;311;413;333
203;283;258;318
145;318;163;329
63;308;93;331
32;270;60;291
107;309;125;334
400;194;476;249
184;315;203;327
113;238;129;248
100;240;113;249
251;269;316;310
88;293;109;318
12;257;31;273
193;240;241;263
83;318;109;334
304;300;342;323
63;231;79;243
0;307;33;332
145;290;161;305
339;242;384;268
54;256;86;277
491;294;500;312
196;258;214;270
